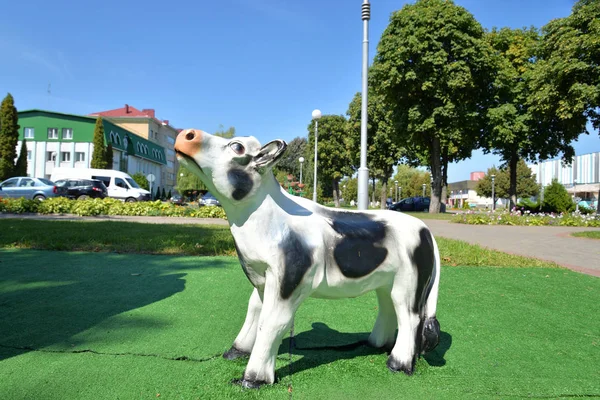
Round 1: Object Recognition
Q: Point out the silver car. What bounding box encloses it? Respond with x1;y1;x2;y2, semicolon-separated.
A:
199;192;221;206
0;177;65;200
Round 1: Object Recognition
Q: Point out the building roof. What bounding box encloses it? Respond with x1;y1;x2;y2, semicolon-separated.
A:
89;104;177;132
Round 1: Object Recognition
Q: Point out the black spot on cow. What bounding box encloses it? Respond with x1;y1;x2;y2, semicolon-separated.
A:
320;210;388;278
411;228;435;313
228;169;254;200
280;229;313;299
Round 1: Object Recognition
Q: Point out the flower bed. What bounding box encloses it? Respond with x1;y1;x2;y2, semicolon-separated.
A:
451;209;600;227
0;197;227;220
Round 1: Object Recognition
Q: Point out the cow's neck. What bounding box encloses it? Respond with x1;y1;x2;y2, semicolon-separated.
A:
223;173;312;230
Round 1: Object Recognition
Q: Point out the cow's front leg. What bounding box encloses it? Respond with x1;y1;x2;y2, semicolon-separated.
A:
239;272;307;388
224;287;262;360
368;286;397;350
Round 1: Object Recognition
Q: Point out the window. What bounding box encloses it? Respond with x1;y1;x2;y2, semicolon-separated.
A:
167;160;174;168
27;151;32;161
19;178;35;187
167;136;175;145
115;177;129;189
92;175;111;187
46;151;57;162
1;178;18;188
24;128;34;139
61;152;71;162
62;128;73;140
48;128;58;139
75;152;85;162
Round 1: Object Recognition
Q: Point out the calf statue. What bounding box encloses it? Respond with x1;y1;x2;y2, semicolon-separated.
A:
174;129;441;388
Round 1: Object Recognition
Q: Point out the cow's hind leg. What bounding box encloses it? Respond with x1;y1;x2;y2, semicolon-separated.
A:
224;287;262;360
368;286;397;350
387;286;422;375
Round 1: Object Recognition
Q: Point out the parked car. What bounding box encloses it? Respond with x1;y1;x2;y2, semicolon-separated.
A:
169;194;186;205
0;177;66;200
388;196;445;212
54;179;108;200
199;192;221;206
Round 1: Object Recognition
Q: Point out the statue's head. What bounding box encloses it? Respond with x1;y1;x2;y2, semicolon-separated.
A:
174;129;287;204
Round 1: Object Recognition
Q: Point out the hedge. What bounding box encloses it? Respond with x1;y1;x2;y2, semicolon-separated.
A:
0;197;227;220
451;209;600;227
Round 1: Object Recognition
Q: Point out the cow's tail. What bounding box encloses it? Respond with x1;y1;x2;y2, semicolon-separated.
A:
421;232;441;354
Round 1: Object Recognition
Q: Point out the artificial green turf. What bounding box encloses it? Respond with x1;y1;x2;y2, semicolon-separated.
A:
1;249;598;399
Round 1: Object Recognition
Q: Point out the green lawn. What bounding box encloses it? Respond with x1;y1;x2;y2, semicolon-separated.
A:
572;231;600;240
0;250;598;399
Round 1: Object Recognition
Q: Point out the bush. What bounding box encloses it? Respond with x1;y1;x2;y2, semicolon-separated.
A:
451;209;600;227
541;179;575;213
0;197;228;220
517;198;540;213
131;172;149;191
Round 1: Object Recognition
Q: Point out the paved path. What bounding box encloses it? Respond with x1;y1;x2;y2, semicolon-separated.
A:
2;214;599;277
422;219;600;277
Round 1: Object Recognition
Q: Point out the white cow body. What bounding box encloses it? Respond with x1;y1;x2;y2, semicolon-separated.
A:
175;129;441;388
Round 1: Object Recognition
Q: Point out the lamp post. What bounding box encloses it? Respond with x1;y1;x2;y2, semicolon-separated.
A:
422;183;426;197
451;190;454;208
574;179;578;212
491;174;496;211
459;190;463;208
399;186;402;201
298;157;305;184
357;0;371;211
311;109;322;202
394;180;398;202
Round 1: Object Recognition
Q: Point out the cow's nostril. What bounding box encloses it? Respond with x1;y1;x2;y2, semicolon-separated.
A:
186;131;195;140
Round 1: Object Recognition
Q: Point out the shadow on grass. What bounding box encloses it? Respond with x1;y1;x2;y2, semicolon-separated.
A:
276;322;452;379
0;250;230;361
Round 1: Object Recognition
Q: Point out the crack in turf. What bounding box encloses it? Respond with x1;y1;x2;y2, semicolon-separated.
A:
0;343;222;363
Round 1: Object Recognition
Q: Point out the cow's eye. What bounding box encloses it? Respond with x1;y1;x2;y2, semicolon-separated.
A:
230;142;245;155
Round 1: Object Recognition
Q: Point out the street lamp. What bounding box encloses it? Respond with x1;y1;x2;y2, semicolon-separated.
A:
422;183;426;197
298;157;305;184
399;186;402;201
491;174;496;211
357;0;371;211
459;190;463;208
311;109;322;203
394;180;398;202
574;179;578;212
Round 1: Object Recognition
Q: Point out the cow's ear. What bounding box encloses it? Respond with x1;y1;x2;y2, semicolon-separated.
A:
253;140;287;172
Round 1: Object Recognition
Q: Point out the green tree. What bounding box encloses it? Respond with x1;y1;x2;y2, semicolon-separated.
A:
529;0;600;212
214;124;236;139
176;164;206;193
347;91;404;209
105;143;114;169
275;137;307;176
91;117;108;169
0;93;20;180
476;160;539;203
372;0;497;213
306;115;352;206
340;177;358;204
154;186;161;201
484;27;542;209
541;179;575;213
161;187;166;200
391;165;431;199
14;141;28;176
131;172;149;190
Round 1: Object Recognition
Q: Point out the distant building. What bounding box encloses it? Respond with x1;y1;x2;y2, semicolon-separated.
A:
16;110;167;188
470;171;485;181
447;180;493;208
528;151;600;203
90;105;180;190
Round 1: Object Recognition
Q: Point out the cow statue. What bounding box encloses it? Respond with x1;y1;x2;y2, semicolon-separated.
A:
174;129;441;388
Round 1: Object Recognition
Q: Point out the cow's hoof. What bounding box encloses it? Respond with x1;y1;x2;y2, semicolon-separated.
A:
387;356;415;375
230;378;267;389
223;346;250;360
421;317;440;354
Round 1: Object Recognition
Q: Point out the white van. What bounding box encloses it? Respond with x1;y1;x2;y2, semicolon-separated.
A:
50;168;152;202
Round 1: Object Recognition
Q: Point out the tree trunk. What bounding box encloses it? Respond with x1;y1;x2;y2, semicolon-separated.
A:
597;188;600;214
429;137;442;213
441;148;449;212
380;181;388;209
509;154;518;210
333;178;340;208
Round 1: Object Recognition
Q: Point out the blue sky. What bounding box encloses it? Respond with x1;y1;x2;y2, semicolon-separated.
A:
1;0;597;182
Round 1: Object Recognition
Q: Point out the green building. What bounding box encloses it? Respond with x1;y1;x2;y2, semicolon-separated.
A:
16;110;169;190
